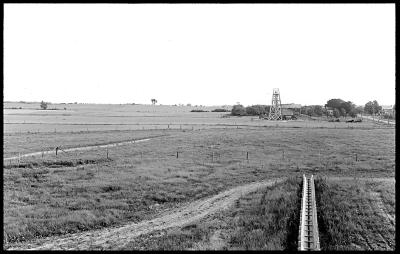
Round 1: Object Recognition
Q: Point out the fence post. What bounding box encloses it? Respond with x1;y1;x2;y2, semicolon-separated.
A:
319;150;321;164
355;153;358;162
18;153;20;167
282;150;285;160
246;152;249;161
107;148;109;159
176;151;179;159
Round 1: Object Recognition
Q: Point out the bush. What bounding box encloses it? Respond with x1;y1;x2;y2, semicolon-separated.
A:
245;105;268;116
40;101;48;110
190;109;208;112
231;105;247;116
211;108;230;112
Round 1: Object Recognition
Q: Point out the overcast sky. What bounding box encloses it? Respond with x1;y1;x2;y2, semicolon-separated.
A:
4;4;395;106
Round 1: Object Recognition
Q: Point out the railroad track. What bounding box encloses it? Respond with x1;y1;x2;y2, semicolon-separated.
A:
298;174;320;251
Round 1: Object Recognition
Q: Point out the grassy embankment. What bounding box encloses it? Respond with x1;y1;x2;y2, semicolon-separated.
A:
315;178;395;250
3;127;395;247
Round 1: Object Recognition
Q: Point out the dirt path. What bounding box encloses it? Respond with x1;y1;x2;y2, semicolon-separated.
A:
8;178;283;250
3;137;160;161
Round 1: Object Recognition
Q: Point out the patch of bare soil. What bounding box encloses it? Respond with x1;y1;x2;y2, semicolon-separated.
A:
8;178;283;250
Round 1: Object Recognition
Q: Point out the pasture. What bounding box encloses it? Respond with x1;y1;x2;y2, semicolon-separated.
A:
3;102;395;250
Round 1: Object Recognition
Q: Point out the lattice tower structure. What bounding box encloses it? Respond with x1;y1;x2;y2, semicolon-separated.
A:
268;88;282;120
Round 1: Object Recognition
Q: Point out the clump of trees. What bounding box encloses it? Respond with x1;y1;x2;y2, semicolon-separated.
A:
190;109;209;112
301;105;324;117
364;100;382;115
231;104;270;116
212;108;230;112
324;99;358;117
231;104;247;116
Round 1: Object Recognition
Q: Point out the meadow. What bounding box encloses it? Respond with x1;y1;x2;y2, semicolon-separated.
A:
3;102;395;250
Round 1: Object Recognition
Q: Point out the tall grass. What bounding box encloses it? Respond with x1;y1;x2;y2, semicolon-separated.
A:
314;178;395;250
122;177;302;250
228;176;302;250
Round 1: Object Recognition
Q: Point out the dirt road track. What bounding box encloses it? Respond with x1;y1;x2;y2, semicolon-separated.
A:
3;137;158;161
8;178;284;250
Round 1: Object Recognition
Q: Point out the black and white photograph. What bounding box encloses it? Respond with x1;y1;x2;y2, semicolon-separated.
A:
3;3;395;250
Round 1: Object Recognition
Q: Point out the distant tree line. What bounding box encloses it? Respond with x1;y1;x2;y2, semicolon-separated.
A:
231;104;271;116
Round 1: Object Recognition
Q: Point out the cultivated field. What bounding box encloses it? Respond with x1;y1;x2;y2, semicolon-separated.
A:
3;102;395;250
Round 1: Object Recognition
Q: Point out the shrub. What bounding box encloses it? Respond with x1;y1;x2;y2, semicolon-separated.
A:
231;105;247;116
212;108;230;112
190;109;208;112
245;105;268;116
40;101;48;110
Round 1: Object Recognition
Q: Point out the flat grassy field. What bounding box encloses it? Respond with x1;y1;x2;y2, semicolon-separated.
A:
4;102;387;134
3;103;395;250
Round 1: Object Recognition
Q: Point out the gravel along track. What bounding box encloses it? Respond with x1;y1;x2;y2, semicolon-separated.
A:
8;178;283;250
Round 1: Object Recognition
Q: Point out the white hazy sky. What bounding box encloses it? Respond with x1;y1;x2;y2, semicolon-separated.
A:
4;4;395;106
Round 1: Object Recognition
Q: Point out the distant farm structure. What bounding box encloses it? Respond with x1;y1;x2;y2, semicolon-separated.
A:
381;105;395;118
281;104;302;120
261;89;301;120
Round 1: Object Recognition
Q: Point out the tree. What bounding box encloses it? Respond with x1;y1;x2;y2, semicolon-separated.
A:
151;99;157;105
355;106;364;115
348;108;357;118
364;100;382;115
340;101;354;114
325;99;345;109
231;104;246;116
333;108;340;118
245;105;268;116
325;99;356;117
305;107;313;117
40;101;48;110
340;108;347;117
313;106;323;116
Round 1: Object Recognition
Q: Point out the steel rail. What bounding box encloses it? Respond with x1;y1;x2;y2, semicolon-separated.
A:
298;174;320;251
